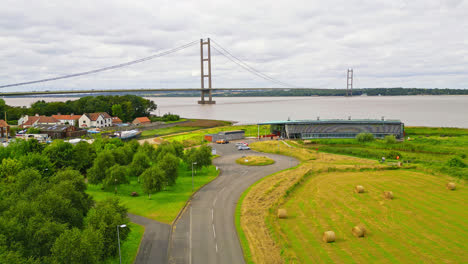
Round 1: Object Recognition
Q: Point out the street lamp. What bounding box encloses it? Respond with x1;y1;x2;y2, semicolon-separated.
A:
117;224;127;264
192;162;197;192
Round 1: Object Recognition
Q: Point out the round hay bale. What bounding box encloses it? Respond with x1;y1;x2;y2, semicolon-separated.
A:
447;182;456;190
277;209;287;219
322;231;336;243
355;185;365;193
383;191;394;200
352;224;367;237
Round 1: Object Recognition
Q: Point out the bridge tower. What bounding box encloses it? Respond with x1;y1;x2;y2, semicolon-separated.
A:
346;68;353;96
198;38;215;104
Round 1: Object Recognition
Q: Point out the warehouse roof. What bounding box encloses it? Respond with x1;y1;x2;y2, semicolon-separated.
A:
258;119;402;125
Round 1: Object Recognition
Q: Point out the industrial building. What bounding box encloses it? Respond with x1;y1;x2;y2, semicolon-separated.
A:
258;119;404;139
205;130;245;142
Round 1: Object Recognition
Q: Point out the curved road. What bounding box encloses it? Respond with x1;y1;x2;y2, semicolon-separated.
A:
169;141;298;264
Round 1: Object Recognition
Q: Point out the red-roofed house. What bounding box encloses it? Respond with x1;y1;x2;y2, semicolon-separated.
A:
79;112;112;128
132;117;151;126
19;115;59;128
0;120;10;138
52;114;81;125
112;116;123;124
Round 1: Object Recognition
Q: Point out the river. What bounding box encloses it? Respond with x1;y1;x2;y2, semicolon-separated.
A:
3;95;468;128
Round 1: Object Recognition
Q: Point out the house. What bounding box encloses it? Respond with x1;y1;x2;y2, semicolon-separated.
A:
79;112;112;128
19;115;60;128
132;117;151;126
0;120;10;138
36;124;87;139
111;116;123;124
52;114;81;125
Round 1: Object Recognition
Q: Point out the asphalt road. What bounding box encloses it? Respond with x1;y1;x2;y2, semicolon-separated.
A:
169;140;299;264
129;213;171;264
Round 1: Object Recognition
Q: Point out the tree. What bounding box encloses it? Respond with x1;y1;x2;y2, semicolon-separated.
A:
85;198;129;259
0;158;22;179
72;141;96;174
103;165;129;190
384;135;397;144
140;166;166;198
111;104;124;121
184;145;212;169
130;151;151;177
43;140;74;168
20;153;55;178
87;150;115;184
51;228;103;264
159;153;179;186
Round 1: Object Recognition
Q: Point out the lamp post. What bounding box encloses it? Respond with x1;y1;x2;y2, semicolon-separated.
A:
192;162;197;192
117;224;127;264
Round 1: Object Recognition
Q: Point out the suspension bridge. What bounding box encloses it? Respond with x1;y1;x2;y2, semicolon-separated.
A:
0;38;310;103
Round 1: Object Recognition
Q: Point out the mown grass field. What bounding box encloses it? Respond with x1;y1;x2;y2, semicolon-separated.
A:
103;222;144;264
140;126;203;138
236;156;275;166
86;165;219;224
270;170;467;263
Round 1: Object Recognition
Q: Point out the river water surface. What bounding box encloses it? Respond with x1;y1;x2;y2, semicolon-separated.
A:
4;95;468;128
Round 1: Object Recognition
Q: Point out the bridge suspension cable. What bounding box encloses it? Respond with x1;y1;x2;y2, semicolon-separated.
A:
211;39;302;88
0;40;198;89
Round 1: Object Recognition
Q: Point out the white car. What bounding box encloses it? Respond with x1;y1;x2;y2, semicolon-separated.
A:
237;145;250;150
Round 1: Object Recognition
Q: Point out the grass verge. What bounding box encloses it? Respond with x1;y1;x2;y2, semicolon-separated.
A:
86;165;219;224
103;222;144;264
236;156;275;166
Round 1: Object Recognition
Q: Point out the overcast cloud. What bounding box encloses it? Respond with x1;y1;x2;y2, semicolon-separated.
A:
0;0;467;91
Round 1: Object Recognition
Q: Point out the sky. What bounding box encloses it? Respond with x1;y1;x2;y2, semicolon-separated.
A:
0;0;467;92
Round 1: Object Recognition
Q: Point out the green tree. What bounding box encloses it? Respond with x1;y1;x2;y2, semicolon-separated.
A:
111;104;124;121
43;140;74;168
72;141;96;174
140;166;166;198
384;135;397;144
20;153;55;178
159;153;179;186
85;198;129;259
0;158;22;179
51;228;103;264
130;151;151;177
87;150;115;184
103;165;129;190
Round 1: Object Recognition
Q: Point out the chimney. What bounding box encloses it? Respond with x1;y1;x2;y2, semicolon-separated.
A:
57;112;61;115
71;113;74;116
317;116;320;120
35;113;39;117
381;116;385;121
348;116;351;120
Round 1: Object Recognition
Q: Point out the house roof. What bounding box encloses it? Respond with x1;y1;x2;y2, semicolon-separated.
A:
0;120;9;127
134;117;151;123
52;114;80;120
112;116;123;123
36;124;71;132
85;112;111;121
37;116;59;124
22;116;41;126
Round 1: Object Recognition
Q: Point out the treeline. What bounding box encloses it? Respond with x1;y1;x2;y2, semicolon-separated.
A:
215;88;468;97
1;95;157;124
0;137;212;263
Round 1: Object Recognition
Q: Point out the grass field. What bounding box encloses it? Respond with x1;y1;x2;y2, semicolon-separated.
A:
270;170;467;263
86;165;219;224
103;222;144;264
236;156;275;166
141;126;202;138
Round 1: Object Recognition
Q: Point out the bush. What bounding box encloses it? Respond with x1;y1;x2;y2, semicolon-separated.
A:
446;157;466;168
356;133;374;142
384;135;397;144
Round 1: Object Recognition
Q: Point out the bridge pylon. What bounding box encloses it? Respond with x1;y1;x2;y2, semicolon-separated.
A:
198;38;215;104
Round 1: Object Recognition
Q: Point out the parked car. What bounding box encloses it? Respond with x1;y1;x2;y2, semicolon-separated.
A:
237;145;250;150
216;139;229;144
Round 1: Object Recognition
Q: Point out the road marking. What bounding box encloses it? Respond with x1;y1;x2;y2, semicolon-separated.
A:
215;243;218;253
212;224;216;238
212;196;218;207
189;206;192;264
211;208;214;222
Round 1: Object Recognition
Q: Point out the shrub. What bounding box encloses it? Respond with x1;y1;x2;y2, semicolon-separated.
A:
446;157;466;168
356;133;374;142
384;135;397;144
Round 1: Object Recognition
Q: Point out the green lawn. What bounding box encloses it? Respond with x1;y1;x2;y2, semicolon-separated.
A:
236;156;275;166
86;165;219;224
140;126;202;138
103;222;144;264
